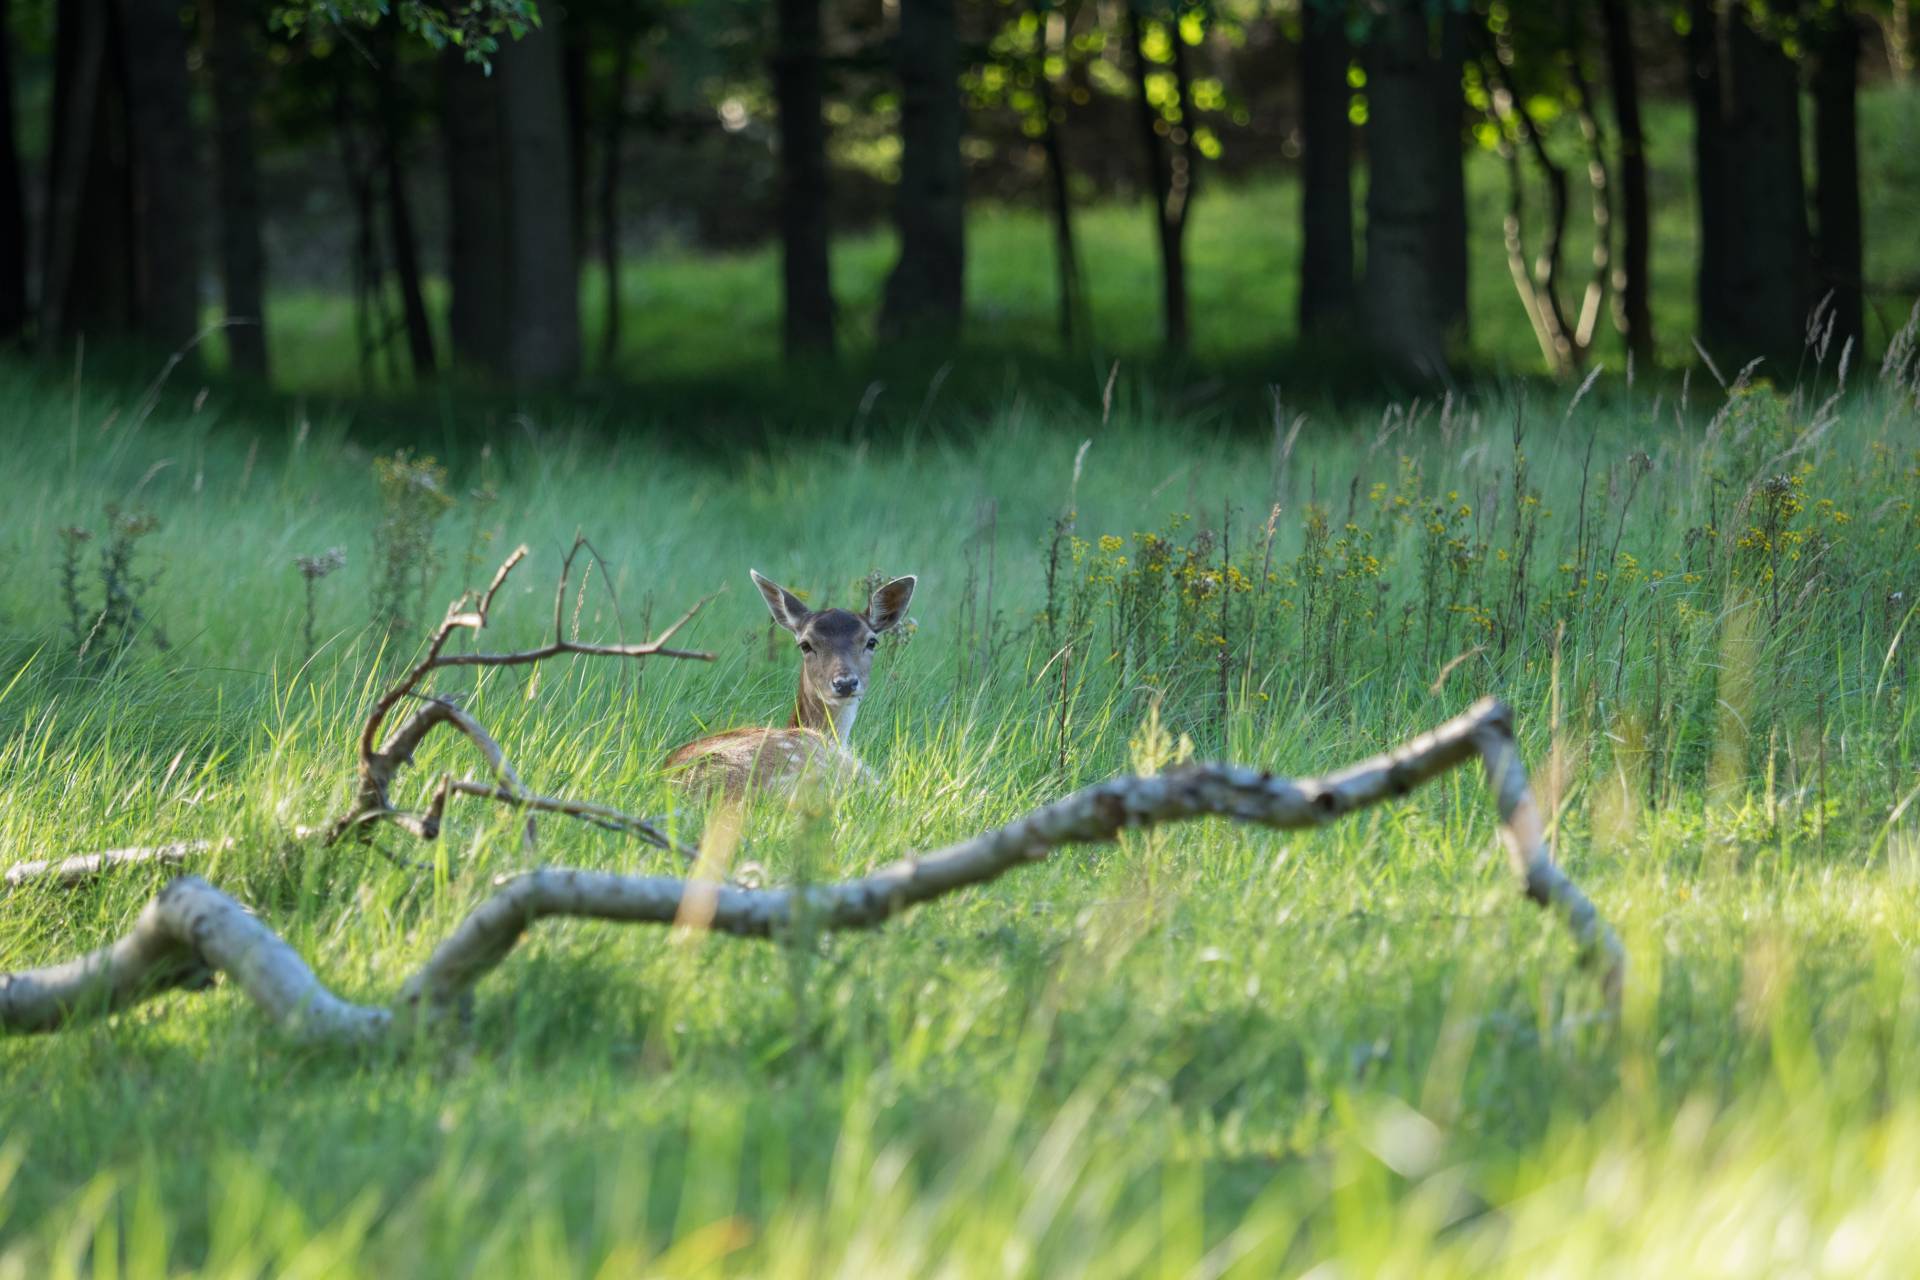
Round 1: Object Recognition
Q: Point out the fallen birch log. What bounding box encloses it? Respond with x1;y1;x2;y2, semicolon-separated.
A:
0;698;1622;1044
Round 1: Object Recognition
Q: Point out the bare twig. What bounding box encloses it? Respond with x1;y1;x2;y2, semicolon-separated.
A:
330;540;716;853
2;699;1623;1043
4;839;231;889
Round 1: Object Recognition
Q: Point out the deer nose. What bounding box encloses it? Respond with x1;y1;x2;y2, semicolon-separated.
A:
831;675;861;698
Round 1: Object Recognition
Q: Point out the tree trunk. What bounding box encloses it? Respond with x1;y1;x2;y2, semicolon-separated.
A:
0;0;29;345
1035;0;1083;345
1127;6;1192;354
496;21;579;384
1812;10;1863;359
43;0;132;344
1600;0;1652;366
205;0;267;375
372;30;435;378
1297;3;1354;333
443;29;580;386
1363;3;1449;379
562;28;588;271
443;54;508;373
1429;8;1468;341
1687;0;1811;367
600;30;635;368
772;0;834;357
118;0;202;351
879;0;966;342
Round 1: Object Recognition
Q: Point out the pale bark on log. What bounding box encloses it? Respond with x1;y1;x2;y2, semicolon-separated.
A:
2;699;1623;1043
4;839;229;889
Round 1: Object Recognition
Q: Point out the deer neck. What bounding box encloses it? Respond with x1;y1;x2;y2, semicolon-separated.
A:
791;684;860;744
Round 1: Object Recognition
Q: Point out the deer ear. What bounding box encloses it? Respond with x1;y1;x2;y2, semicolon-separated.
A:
751;570;811;633
866;574;917;633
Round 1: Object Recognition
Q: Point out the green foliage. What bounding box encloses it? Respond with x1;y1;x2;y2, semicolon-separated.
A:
271;0;542;63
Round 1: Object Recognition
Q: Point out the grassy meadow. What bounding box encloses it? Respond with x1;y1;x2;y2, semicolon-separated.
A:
1;317;1918;1276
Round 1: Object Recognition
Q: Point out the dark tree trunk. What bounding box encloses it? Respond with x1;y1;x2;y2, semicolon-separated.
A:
372;30;435;378
562;28;588;271
1600;0;1652;366
206;0;267;375
0;0;29;345
772;0;834;357
44;0;132;344
495;21;579;383
118;0;202;350
879;0;966;341
1363;2;1449;378
334;79;384;387
443;31;580;385
1126;5;1193;354
443;54;509;372
1297;3;1354;333
600;29;636;368
1033;0;1083;345
1687;0;1811;367
1429;8;1468;340
1812;10;1863;359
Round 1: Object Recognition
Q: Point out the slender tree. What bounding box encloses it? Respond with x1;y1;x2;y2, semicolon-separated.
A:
374;34;436;377
1126;1;1198;355
880;0;966;341
1297;1;1355;333
1686;0;1811;366
1430;7;1468;340
1599;0;1652;365
497;19;580;383
562;27;589;271
442;21;580;385
1033;0;1085;344
0;0;28;345
598;23;638;368
772;0;835;356
43;0;132;344
206;0;269;375
1363;1;1451;377
1811;6;1864;356
444;51;509;373
119;0;203;351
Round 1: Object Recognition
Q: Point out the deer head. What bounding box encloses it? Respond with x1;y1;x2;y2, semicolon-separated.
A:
752;570;916;740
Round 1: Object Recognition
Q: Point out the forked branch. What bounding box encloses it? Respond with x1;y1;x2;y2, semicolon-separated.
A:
324;538;715;860
1;699;1623;1044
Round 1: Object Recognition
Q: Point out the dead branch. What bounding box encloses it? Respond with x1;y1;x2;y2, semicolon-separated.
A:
2;699;1623;1044
325;538;715;857
5;540;712;890
3;839;232;890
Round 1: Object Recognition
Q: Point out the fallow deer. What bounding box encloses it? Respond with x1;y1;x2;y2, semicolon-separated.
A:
664;570;917;796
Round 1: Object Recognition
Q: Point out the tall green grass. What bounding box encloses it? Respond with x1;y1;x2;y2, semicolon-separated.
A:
0;350;1917;1275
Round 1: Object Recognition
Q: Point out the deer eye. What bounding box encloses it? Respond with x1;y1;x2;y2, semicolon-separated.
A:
798;640;813;654
865;637;879;651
